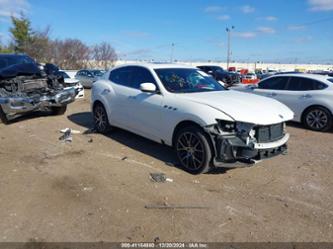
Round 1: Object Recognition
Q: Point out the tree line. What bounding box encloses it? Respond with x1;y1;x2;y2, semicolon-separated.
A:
0;14;117;70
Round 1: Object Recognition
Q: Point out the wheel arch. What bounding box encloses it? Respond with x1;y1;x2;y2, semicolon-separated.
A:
301;104;333;123
172;121;204;147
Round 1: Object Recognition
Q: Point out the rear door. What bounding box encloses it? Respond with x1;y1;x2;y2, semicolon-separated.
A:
282;76;328;120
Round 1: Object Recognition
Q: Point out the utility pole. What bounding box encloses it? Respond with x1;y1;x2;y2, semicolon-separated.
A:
226;26;235;71
170;43;175;63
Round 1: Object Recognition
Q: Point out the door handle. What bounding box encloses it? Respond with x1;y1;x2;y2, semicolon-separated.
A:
268;92;277;97
128;96;137;100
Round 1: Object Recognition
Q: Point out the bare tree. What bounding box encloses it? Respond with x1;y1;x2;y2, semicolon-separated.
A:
24;27;52;63
92;42;117;70
50;39;91;69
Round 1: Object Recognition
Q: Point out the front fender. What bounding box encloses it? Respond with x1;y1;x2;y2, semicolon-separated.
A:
160;98;234;146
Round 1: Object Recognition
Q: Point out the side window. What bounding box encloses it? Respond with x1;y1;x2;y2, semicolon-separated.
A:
109;67;132;87
258;77;288;90
313;81;327;90
286;77;327;91
129;67;157;89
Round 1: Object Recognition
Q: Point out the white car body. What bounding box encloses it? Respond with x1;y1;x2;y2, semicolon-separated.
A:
91;64;294;170
59;71;84;99
233;73;333;130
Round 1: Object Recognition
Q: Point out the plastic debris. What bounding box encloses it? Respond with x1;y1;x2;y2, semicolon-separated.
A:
59;128;72;143
60;128;81;134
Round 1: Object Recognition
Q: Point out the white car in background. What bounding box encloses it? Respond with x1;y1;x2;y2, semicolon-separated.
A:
58;71;84;99
234;74;333;131
91;64;293;174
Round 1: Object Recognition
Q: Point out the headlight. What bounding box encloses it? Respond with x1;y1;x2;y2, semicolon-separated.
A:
217;120;256;145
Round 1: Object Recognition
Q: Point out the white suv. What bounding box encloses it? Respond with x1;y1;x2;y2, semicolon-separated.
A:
91;64;293;174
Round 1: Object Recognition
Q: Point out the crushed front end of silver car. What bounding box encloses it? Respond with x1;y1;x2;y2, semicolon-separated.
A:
0;62;76;122
205;120;289;167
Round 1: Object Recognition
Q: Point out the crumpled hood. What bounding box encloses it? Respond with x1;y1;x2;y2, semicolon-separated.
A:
181;90;294;125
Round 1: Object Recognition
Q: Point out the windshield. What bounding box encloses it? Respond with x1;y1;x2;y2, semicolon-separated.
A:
154;68;225;93
0;55;36;70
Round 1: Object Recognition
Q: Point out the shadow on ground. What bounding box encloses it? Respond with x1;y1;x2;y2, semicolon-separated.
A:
68;112;179;169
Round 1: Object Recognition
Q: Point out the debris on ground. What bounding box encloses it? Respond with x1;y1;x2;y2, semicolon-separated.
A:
150;173;173;183
83;127;96;134
59;128;73;143
60;128;81;134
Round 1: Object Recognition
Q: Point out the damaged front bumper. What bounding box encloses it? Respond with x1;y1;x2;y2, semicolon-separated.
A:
0;87;76;119
205;121;289;168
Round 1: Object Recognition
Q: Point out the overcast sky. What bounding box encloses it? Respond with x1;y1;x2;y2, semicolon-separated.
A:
1;0;333;63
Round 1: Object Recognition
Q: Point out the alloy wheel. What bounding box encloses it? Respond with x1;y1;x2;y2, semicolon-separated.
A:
94;105;108;132
305;109;329;130
176;132;205;170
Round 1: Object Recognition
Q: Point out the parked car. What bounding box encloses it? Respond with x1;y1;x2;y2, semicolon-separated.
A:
0;54;76;124
233;73;333;131
91;64;293;174
75;69;105;88
197;65;239;85
244;73;257;80
56;71;85;99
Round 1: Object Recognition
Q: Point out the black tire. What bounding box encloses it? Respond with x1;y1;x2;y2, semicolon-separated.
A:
174;125;213;174
302;106;332;132
51;106;67;115
93;103;111;134
0;105;9;124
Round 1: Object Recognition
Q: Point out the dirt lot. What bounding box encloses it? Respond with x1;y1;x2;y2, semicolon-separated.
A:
0;90;332;242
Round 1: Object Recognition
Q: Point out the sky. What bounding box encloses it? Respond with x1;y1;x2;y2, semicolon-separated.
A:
0;0;333;63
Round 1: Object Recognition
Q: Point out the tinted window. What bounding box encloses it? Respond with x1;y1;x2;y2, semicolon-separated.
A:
109;66;156;89
328;78;333;83
286;77;327;91
258;77;288;90
109;67;132;87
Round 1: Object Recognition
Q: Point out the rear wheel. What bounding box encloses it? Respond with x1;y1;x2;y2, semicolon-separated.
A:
93;103;110;134
303;106;332;132
174;126;212;174
51;106;67;115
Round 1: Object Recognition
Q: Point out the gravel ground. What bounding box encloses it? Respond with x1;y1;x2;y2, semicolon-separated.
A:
0;90;332;242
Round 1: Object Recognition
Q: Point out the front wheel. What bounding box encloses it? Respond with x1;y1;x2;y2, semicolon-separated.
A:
93;103;110;134
303;106;332;132
174;126;213;174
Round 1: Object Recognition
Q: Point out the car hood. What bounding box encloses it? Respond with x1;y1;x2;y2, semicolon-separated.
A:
180;90;294;125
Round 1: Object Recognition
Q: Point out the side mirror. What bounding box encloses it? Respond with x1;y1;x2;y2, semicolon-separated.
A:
140;83;156;93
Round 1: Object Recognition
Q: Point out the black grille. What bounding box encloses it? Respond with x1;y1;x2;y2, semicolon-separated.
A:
255;123;284;143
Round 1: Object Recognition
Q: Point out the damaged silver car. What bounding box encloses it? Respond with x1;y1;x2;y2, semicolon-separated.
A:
0;54;76;124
